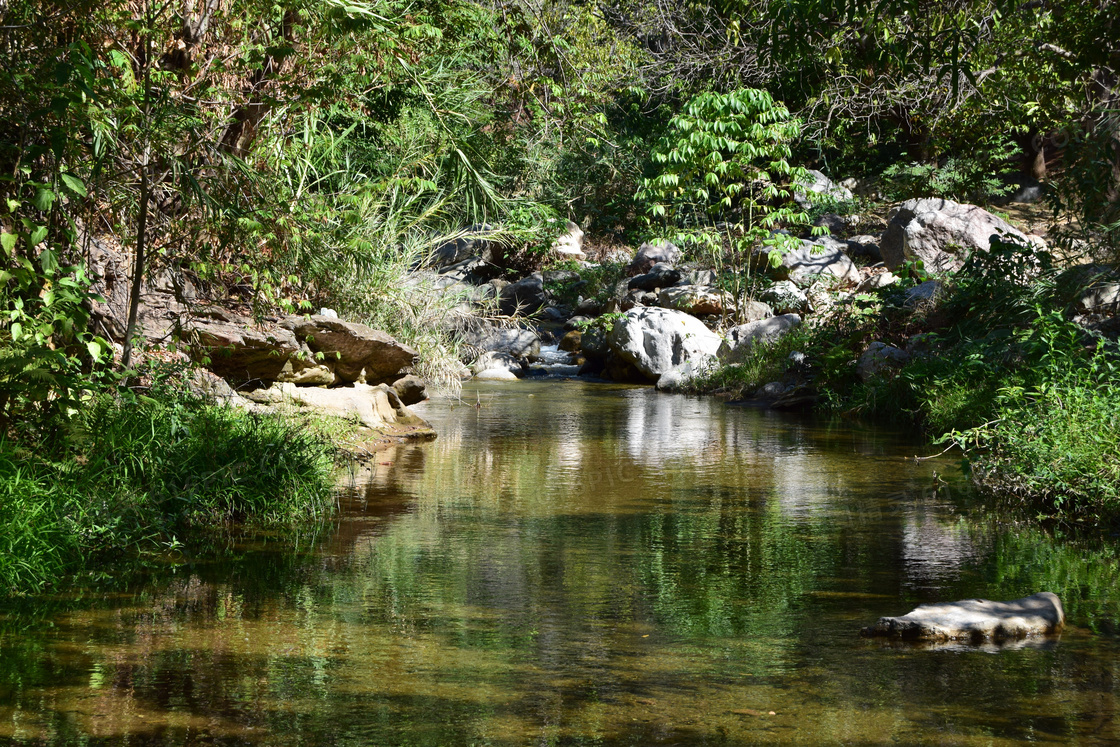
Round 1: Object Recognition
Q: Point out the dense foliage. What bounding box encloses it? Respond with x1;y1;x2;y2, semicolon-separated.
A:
0;0;1118;585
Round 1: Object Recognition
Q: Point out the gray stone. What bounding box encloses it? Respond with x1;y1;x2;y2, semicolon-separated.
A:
794;169;853;209
856;342;910;381
813;213;849;236
754;381;787;399
280;315;418;383
761;281;809;314
470;351;523;377
391;374;428;405
629;263;682;291
629;240;681;275
657;285;732;316
774;241;861;286
846;235;883;263
904;280;943;307
718;314;802;363
459;324;540;359
183;309;301;382
499;273;547;315
655;359;710;392
856;272;900;293
474;368;520;381
881;198;1045;274
739;300;775;323
430;225;494;269
607;307;722;380
862;592;1065;643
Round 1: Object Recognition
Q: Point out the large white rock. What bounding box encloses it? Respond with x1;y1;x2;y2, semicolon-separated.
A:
718;314;802;364
551;221;586;260
629;240;681;275
246;382;429;430
657;285;732;316
881;198;1046;274
794;169;853;208
862;592;1065;643
776;240;861;285
607;307;721;380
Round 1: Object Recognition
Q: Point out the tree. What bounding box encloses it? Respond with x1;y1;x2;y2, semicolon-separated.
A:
636;88;816;324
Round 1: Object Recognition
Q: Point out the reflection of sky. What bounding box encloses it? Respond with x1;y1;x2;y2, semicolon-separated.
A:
901;508;977;589
620;389;726;466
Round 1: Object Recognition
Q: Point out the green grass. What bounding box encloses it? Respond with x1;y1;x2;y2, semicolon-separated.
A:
0;392;337;596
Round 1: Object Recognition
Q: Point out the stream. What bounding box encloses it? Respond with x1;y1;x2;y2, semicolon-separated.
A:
2;380;1120;745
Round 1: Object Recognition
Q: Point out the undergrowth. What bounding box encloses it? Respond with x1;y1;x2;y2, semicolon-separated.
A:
0;390;336;596
693;240;1120;524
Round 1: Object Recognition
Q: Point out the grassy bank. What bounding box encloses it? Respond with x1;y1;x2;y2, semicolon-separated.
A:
693;247;1120;525
0;391;337;596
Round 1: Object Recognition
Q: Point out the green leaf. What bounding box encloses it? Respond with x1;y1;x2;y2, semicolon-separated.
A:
11;322;22;341
0;232;16;255
60;173;87;197
32;188;56;212
29;226;48;247
86;340;103;360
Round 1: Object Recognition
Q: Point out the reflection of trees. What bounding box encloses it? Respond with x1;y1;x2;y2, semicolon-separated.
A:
6;383;1120;744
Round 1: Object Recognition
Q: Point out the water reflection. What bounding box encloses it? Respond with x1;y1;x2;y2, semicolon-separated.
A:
1;380;1120;745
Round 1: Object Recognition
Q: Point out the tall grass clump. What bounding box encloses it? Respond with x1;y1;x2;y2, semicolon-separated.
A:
0;391;336;596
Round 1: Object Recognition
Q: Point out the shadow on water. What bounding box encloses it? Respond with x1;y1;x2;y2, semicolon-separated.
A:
2;380;1120;745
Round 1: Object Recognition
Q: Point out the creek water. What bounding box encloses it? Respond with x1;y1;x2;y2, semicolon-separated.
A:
3;380;1120;745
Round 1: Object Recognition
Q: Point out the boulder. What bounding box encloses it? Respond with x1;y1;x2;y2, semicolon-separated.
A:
276;357;338;386
794;169;853;209
655;359;709;392
629;262;682;291
246;382;429;431
499;273;547;315
280;315;418;384
774;240;861;286
474;368;520;381
184;368;244;406
657;285;733;316
881;198;1045;274
856;272;900;293
606;307;722;380
761;281;809;314
391;374;428;405
904;280;943;307
846;235;883;263
856;342;910;381
718;315;802;364
430;225;494;269
861;592;1065;643
183;309;302;382
551;221;586;260
459;323;540;359
739;300;775;323
558;329;582;352
629;240;681;275
470;351;524;377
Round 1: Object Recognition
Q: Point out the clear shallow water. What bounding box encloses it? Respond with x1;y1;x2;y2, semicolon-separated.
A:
3;380;1120;745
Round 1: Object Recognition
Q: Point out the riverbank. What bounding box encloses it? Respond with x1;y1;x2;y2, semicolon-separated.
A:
0;372;439;597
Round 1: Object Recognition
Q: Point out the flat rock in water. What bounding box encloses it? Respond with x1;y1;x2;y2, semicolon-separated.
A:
861;592;1064;643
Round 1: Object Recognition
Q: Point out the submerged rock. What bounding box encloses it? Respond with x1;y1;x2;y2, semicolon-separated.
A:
861;592;1065;643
